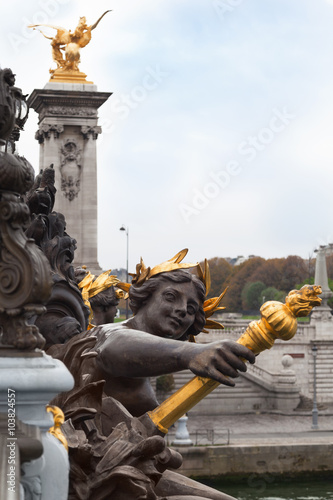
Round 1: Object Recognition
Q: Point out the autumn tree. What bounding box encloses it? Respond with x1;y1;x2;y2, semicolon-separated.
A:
241;281;266;310
249;258;284;288
260;286;285;303
278;255;308;291
223;257;266;311
204;254;310;313
203;257;233;299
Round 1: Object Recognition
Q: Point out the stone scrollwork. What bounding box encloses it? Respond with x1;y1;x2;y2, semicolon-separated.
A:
59;139;82;201
80;125;101;140
21;475;42;500
35;123;64;144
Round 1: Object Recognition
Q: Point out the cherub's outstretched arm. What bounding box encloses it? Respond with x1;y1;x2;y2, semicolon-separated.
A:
94;325;255;386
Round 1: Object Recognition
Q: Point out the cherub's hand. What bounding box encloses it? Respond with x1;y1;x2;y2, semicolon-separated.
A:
188;339;255;386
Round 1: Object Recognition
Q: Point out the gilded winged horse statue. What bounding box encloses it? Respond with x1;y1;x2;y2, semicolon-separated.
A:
29;11;111;82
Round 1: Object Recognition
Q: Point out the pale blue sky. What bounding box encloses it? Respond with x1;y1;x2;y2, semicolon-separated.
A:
1;0;333;272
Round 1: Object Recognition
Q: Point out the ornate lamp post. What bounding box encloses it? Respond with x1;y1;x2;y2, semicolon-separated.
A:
119;225;129;319
0;69;29;153
311;344;319;430
0;67;74;499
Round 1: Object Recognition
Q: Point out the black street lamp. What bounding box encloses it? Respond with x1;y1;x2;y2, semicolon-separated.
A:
119;225;129;319
311;344;319;430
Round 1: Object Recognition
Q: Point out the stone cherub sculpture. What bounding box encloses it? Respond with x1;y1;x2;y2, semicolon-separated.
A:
48;250;322;499
28;11;111;78
75;267;122;327
89;252;255;418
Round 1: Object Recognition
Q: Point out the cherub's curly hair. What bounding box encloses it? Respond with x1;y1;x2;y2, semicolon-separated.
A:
129;269;206;339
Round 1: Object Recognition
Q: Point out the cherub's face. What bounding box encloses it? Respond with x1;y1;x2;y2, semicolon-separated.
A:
138;280;201;340
93;303;117;326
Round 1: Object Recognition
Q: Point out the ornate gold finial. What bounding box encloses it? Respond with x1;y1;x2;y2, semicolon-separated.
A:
237;284;322;353
28;11;111;84
47;405;68;451
78;270;121;329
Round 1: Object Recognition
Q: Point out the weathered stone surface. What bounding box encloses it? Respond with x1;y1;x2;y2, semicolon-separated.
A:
178;443;333;477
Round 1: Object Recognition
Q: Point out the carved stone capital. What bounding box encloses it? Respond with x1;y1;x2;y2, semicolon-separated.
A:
80;125;102;140
35;124;64;144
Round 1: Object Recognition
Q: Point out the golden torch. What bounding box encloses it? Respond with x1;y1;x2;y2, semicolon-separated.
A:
147;285;322;434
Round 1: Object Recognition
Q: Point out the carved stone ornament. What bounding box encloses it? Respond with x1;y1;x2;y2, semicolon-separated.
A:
80;125;101;140
0;157;52;349
25;164;89;348
0;414;44;498
48;106;97;117
35;123;64;144
59;139;82;201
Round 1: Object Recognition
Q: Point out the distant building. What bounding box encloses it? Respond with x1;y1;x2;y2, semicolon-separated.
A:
112;268;128;282
224;255;259;266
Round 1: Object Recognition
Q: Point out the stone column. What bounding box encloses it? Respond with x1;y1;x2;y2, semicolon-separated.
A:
310;246;333;403
311;245;333;334
27;83;111;274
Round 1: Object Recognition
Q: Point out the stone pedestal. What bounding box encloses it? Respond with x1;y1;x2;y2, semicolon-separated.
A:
0;350;74;500
27;83;111;274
